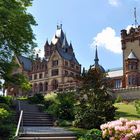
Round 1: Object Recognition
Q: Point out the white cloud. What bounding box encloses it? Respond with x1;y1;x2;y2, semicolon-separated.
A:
91;27;121;54
108;0;120;6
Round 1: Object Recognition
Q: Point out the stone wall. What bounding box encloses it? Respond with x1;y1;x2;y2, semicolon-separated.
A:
110;87;140;100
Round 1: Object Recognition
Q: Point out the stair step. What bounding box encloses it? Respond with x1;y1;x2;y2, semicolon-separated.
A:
18;136;77;140
23;119;53;122
20;133;75;137
23;124;54;126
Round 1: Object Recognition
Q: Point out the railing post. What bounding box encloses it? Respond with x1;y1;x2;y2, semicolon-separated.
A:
15;110;23;139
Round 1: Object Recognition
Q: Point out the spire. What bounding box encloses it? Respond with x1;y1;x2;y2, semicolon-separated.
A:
57;23;62;29
45;39;49;45
134;7;138;28
94;45;99;66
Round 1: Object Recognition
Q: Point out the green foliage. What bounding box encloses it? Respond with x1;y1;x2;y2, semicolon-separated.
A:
47;91;76;120
0;0;37;84
0;103;10;111
0;124;16;140
115;95;123;103
28;93;44;104
0;96;13;106
74;68;116;129
58;120;72;127
135;100;140;114
0;108;10;120
0;96;16;140
78;129;103;140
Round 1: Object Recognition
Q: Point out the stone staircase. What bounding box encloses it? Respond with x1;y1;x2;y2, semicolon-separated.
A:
17;100;77;140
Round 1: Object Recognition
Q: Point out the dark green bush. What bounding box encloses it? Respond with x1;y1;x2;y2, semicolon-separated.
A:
44;100;55;109
0;103;10;111
28;94;44;104
0;96;13;106
47;91;76;120
0;124;15;140
78;129;103;140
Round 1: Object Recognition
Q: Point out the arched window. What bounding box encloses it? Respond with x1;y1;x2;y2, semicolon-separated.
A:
34;83;38;93
44;82;48;91
51;80;58;90
39;83;43;92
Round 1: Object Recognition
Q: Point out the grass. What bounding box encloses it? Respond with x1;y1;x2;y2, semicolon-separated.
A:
65;127;88;138
114;102;140;120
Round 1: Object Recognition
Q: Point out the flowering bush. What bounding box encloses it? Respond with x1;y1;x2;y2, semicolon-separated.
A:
100;118;140;140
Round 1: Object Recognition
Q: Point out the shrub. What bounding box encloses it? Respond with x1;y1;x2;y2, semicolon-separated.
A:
78;129;102;140
100;118;140;140
0;96;13;106
28;93;44;104
0;108;10;120
47;91;76;120
115;95;123;103
135;100;140;114
0;124;15;140
0;103;10;111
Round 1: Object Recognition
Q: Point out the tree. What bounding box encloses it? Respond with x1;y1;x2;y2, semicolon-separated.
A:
74;67;116;129
0;0;37;84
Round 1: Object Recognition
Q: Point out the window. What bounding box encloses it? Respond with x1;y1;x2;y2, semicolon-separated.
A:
34;74;37;80
70;72;74;77
128;75;136;85
52;80;58;90
114;79;121;89
45;82;48;91
65;61;68;66
29;76;32;80
51;69;59;76
65;70;68;76
52;60;58;67
39;83;43;92
39;73;42;79
76;66;79;70
70;63;75;68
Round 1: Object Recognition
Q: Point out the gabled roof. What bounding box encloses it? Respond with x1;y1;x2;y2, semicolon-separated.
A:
17;56;32;71
128;50;138;59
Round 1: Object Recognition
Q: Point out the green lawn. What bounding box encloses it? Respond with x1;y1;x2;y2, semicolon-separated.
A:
114;102;140;120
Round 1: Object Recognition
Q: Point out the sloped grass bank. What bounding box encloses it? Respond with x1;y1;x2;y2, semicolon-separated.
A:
115;102;140;120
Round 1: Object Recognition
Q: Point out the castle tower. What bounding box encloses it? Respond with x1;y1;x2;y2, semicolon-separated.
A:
121;26;140;87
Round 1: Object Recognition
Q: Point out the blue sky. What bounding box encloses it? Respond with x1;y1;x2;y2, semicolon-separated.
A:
28;0;140;70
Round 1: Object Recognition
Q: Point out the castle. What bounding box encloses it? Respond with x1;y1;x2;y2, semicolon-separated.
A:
7;25;81;96
6;23;140;99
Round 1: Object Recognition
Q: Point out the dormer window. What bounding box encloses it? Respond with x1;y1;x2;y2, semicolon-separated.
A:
52;60;58;67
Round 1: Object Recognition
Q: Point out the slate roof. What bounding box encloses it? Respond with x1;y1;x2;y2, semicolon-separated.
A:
57;46;79;65
17;56;32;71
127;51;138;59
50;25;80;65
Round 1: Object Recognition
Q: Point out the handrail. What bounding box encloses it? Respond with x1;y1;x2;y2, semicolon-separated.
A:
14;110;23;139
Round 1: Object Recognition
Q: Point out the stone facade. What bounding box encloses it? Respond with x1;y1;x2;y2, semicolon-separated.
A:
22;25;81;95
